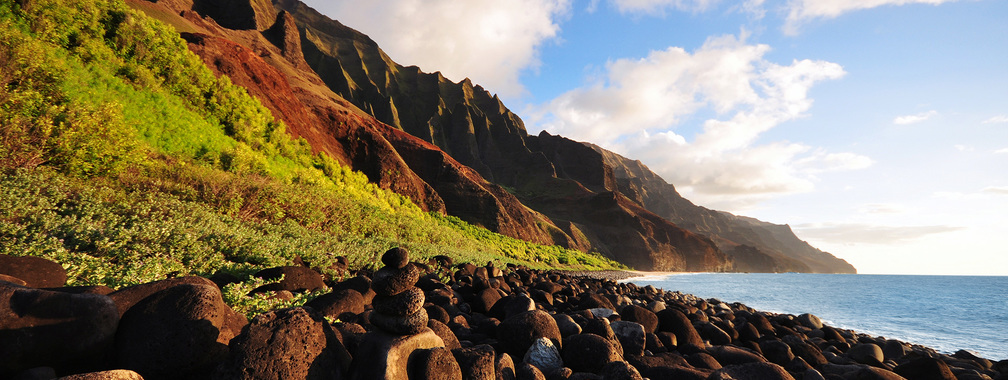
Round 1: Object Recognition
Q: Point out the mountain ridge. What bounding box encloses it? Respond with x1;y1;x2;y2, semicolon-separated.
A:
129;0;854;273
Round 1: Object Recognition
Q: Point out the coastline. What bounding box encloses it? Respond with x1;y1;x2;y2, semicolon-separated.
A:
4;255;1005;379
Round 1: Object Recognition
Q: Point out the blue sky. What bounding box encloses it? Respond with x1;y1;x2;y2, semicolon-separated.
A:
302;0;1008;275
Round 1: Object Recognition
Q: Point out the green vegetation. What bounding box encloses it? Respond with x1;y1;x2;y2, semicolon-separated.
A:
0;0;620;314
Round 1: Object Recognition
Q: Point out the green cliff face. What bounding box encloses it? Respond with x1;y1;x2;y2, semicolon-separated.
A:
275;0;855;273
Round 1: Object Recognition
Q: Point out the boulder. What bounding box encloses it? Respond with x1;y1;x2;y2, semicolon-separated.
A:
0;284;118;376
115;283;238;379
515;363;546;380
796;313;823;330
561;334;622;374
411;346;463;380
618;305;658;334
609;321;645;357
251;266;326;293
599;361;642;380
370;307;430;335
452;344;497;380
373;287;425;316
56;369;144;380
474;288;503;314
577;293;615;311
708;362;795;380
382;247;410;269
553;313;582;337
372;264;421;297
699;322;732;346
304;288;365;321
216;307;350;380
523;337;563;373
0;274;27;286
706;345;767;366
0;254;66;288
685;352;722;371
108;276;219;317
759;339;795;366
496;353;516;380
656;309;704;349
498;310;563;359
893;356;956;380
429;319;462;350
847;343;884;366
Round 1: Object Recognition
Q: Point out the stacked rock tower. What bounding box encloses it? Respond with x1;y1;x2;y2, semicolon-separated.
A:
370;247;428;335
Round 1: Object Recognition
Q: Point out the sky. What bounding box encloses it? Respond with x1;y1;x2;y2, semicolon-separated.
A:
301;0;1008;275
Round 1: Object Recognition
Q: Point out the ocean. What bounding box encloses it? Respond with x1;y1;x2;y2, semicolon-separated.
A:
623;273;1008;361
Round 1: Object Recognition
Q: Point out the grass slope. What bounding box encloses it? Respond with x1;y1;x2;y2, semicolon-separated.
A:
0;0;620;316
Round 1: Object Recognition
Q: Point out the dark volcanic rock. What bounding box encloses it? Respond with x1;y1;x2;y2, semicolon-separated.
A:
656;309;704;349
428;319;462;350
215;307;350;380
516;362;547;380
561;333;623;373
382;247;411;269
599;361;643;380
109;276;220;317
0;254;66;288
498;310;563;359
412;346;463;380
372;287;425;316
452;344;497;380
893;356;957;380
304;288;365;320
708;362;794;380
251;266;326;293
372;264;421;296
0;284;118;376
618;305;658;334
371;307;430;335
115;283;239;380
351;328;446;380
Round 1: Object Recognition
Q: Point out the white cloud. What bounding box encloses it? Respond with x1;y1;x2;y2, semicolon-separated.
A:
795;222;963;245
784;0;960;34
982;186;1008;195
996;148;1008;154
858;203;906;214
534;33;866;210
983;115;1008;124
892;110;938;125
301;0;570;99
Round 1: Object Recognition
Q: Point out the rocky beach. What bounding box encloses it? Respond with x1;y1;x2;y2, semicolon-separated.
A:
2;250;1004;380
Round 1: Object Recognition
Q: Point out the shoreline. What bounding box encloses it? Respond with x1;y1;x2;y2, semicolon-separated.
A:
4;255;1005;379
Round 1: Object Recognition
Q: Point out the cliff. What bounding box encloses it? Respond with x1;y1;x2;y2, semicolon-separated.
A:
127;0;853;272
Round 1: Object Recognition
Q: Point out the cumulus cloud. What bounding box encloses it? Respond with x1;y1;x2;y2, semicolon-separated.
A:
794;222;963;244
893;110;938;125
301;0;570;98
784;0;960;34
534;33;867;210
983;115;1008;124
858;203;906;214
982;186;1008;195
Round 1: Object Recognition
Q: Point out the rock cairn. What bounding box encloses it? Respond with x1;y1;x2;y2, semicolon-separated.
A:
369;247;428;335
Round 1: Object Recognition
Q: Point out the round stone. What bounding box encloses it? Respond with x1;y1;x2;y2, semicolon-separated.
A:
382;247;410;269
373;287;425;316
372;264;421;296
371;308;429;335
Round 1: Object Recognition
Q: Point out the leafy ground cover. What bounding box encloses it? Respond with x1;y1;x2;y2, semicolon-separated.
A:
0;0;621;315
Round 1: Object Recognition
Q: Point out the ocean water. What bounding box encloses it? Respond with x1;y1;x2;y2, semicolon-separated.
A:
623;273;1008;361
